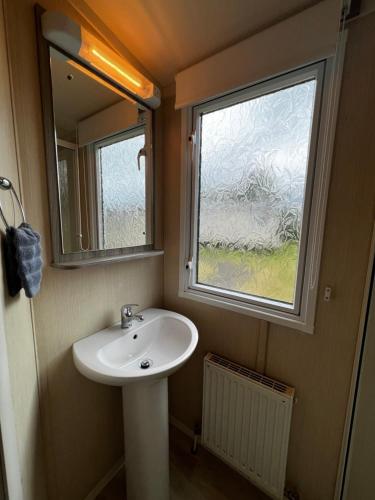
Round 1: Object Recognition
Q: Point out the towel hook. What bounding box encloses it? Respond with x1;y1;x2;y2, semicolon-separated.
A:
0;177;26;229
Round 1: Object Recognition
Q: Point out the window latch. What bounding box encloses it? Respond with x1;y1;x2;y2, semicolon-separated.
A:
188;132;196;159
137;147;147;171
188;132;196;145
185;260;193;271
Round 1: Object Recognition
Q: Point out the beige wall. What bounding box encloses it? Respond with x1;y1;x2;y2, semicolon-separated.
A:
344;269;375;498
4;0;163;499
163;12;375;500
0;1;47;498
3;0;375;499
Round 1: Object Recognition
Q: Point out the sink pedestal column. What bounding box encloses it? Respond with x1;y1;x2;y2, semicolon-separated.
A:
122;378;169;500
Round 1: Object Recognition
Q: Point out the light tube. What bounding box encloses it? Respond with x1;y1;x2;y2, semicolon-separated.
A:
42;10;160;108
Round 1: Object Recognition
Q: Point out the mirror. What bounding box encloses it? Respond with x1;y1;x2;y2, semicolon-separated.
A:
35;5;159;268
50;47;153;255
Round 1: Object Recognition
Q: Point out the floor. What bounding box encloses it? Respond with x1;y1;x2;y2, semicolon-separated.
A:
96;426;269;500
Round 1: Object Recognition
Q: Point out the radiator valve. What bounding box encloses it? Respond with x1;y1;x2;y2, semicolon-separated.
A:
191;422;201;454
284;487;300;500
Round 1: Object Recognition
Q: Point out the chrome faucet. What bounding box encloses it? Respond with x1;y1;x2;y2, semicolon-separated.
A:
121;304;144;329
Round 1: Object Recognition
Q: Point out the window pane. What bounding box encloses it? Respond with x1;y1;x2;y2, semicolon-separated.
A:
99;132;146;249
197;79;317;305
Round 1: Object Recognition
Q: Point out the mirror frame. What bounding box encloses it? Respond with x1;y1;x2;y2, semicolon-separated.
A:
35;5;161;268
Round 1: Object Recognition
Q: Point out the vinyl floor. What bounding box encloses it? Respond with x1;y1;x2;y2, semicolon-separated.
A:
96;426;269;500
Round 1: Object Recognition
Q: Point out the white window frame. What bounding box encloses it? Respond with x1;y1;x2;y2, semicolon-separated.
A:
179;56;344;334
56;139;82;252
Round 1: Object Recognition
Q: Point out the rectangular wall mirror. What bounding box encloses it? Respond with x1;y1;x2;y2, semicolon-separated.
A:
36;7;161;267
51;46;152;254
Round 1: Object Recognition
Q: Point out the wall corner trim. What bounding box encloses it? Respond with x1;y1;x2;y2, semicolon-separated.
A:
84;457;125;500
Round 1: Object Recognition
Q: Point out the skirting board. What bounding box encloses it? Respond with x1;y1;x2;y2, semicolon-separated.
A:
169;414;199;441
84;457;125;500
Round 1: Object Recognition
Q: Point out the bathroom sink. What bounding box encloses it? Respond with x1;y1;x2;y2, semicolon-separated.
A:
73;307;198;500
73;308;198;385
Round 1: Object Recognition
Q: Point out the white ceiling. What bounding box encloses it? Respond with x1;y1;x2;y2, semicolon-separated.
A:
83;0;321;87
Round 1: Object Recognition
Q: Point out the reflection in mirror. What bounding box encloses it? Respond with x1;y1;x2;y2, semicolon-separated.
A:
50;47;152;254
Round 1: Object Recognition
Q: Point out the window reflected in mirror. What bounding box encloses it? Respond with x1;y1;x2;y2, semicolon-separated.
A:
50;47;152;254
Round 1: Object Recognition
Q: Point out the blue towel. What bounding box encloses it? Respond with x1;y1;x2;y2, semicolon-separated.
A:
4;223;42;298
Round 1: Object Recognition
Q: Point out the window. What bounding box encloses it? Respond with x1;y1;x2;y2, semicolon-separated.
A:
180;62;333;332
95;127;147;249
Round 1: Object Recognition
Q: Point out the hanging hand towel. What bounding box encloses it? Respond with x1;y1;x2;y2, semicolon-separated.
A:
4;222;42;298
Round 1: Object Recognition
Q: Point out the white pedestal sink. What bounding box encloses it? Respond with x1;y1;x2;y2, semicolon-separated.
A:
73;308;198;500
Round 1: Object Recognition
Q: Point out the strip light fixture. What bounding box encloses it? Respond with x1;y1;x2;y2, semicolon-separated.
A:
42;10;160;108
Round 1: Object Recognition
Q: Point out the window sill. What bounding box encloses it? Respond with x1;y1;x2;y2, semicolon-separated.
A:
51;250;164;269
178;287;314;334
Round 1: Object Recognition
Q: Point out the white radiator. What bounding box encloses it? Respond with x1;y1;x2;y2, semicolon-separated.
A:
202;353;294;500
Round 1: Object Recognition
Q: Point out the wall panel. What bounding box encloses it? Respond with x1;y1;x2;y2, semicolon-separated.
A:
163;12;375;500
5;0;164;498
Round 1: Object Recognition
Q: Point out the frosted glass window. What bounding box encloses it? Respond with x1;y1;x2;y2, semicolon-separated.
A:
97;131;146;249
196;79;317;306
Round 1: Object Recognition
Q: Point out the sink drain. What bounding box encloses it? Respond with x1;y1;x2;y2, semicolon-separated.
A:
139;359;152;369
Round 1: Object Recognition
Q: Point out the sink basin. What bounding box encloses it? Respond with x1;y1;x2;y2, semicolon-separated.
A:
73;308;198;385
72;308;198;500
